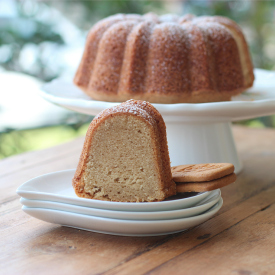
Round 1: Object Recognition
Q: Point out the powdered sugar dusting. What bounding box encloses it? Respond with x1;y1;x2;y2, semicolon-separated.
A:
94;100;156;126
196;21;231;42
76;13;249;102
159;14;179;22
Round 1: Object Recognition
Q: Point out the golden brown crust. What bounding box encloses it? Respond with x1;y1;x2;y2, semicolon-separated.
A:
75;13;254;104
176;173;237;193
74;16;121;89
72;100;176;201
204;16;254;88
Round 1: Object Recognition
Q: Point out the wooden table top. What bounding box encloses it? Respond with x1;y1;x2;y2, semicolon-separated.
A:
1;125;275;275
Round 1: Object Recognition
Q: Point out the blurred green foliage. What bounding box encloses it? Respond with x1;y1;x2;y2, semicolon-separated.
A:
0;3;64;81
0;0;275;81
1;0;275;159
62;0;163;28
1;0;274;80
0;123;90;159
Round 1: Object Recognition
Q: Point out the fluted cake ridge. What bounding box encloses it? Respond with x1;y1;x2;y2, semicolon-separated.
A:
74;13;254;103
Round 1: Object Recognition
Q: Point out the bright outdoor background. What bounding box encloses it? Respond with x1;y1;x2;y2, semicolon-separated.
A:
1;0;275;159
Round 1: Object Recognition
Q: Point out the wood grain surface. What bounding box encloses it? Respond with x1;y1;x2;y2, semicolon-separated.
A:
1;125;275;275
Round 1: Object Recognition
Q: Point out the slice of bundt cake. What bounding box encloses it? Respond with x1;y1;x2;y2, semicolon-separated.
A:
72;100;176;202
74;13;254;103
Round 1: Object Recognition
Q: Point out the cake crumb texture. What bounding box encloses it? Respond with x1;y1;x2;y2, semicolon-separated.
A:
73;100;176;202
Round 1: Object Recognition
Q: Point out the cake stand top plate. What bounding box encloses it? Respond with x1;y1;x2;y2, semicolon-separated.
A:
40;69;275;122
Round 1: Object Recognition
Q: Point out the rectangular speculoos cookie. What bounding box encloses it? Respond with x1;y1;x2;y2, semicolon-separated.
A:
172;163;235;183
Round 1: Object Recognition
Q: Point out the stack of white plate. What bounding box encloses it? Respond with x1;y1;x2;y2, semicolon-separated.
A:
17;169;223;236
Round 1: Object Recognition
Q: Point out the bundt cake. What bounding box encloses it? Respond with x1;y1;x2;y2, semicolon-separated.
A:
72;100;176;202
74;13;254;104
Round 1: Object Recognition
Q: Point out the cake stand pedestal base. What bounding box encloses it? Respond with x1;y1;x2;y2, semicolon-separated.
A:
164;119;242;174
40;69;275;175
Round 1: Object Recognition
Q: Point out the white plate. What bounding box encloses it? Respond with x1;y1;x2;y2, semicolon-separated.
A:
22;197;223;236
16;169;212;212
40;69;275;122
19;189;220;220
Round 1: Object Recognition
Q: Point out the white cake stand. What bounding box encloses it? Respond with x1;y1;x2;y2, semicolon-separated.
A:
40;69;275;174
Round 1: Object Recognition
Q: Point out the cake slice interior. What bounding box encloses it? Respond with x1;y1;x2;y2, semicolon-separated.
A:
73;100;176;202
